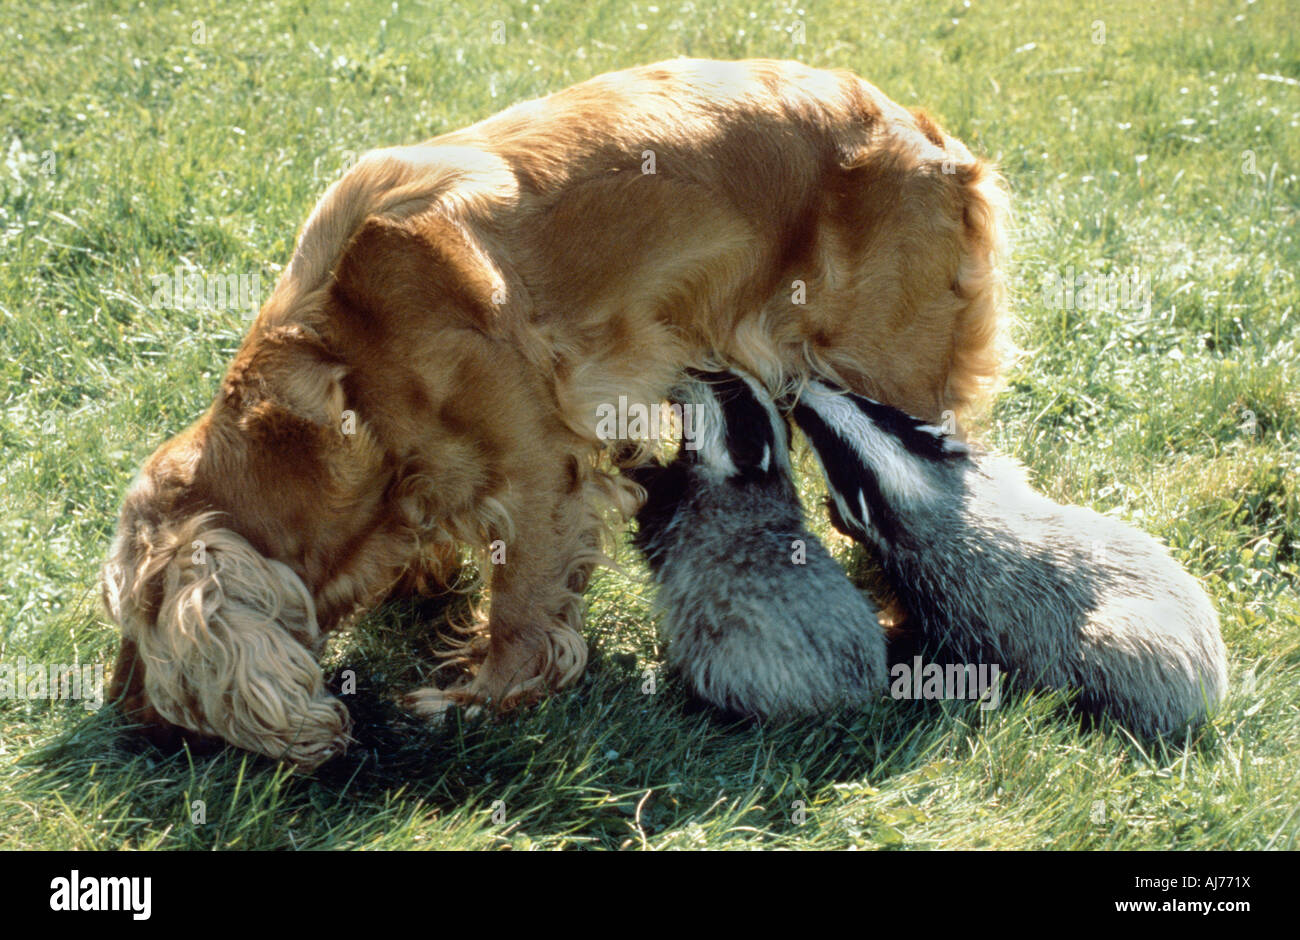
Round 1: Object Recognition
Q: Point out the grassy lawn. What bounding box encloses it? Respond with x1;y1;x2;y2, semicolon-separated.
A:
1;0;1297;850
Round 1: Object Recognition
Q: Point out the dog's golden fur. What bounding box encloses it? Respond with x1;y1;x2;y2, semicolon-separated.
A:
103;58;1009;767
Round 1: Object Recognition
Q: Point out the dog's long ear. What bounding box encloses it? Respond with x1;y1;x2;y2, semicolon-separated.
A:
103;512;352;767
332;215;513;336
224;324;348;443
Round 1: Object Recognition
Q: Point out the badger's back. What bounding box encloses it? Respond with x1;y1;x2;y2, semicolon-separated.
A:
791;380;1228;737
630;370;887;719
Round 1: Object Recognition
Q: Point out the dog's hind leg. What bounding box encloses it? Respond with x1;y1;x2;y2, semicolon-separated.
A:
717;141;1008;431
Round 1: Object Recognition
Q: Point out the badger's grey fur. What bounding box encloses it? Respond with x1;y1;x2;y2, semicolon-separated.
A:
625;370;887;720
790;380;1228;737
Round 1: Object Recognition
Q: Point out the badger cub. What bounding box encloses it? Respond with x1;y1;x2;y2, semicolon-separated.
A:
790;381;1228;737
625;370;887;720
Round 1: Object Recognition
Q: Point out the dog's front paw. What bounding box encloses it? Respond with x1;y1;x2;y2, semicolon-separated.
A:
403;663;549;724
402;685;489;724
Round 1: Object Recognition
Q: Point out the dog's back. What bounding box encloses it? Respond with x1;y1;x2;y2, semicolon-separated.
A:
791;381;1228;737
310;58;1007;430
628;370;886;720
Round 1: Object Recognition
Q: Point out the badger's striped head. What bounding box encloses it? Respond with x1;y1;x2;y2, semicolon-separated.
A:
676;368;791;485
789;381;970;544
626;368;794;564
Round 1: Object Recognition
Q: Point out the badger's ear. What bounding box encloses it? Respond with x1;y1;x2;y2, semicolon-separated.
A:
620;459;667;490
226;324;348;439
629;460;689;527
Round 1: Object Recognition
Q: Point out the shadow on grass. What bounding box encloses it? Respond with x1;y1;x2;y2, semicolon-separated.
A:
13;588;1227;849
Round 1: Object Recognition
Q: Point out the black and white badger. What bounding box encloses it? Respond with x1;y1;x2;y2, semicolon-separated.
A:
789;381;1229;737
624;370;887;720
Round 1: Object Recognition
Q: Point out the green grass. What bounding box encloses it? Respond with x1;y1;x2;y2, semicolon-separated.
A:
2;0;1297;850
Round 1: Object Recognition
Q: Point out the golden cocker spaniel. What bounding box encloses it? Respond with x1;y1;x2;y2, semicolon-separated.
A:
103;58;1009;767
